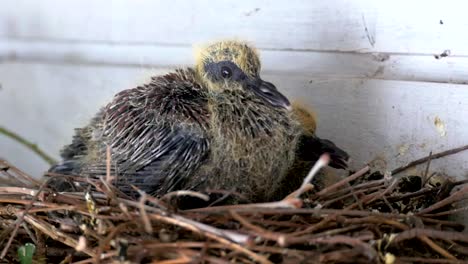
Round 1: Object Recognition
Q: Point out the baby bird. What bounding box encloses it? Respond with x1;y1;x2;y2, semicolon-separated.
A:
50;40;301;203
292;102;349;170
274;102;350;199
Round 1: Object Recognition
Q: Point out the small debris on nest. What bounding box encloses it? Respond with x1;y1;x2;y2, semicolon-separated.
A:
0;149;467;263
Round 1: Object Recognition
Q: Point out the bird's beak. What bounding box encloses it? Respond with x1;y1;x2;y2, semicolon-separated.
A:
247;78;292;111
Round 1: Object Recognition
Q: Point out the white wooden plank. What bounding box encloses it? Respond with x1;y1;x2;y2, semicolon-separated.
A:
1;0;467;55
2;39;468;84
1;62;467;180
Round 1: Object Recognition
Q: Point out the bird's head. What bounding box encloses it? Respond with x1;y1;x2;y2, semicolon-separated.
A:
195;40;291;110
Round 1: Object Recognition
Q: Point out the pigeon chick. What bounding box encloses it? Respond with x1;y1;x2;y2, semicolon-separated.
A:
273;102;350;199
50;40;301;203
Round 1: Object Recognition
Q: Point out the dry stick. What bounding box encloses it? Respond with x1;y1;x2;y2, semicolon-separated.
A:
392;144;468;175
422;151;433;187
162;190;210;202
94;222;133;263
419;235;457;260
283;226;371;247
152;255;193;264
393;228;468;244
289;216;335;237
0;126;57;165
316;166;370;197
318;179;386;201
321;185;384;208
426;205;468;217
343;216;409;230
307;235;377;260
417;184;468;215
396;257;466;264
386;187;434;202
117;199;268;263
0;187;40;196
444;242;468;257
229;210;285;244
146;213;271;264
23;215;96;257
0;176;52;259
419;217;465;230
138;193;153;233
0;160;42;186
346;178;399;210
345;182;364;210
187;207;408;220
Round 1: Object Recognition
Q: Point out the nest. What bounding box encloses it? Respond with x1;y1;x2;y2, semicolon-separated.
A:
0;148;468;264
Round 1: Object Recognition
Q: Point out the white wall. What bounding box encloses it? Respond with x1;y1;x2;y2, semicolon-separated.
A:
0;0;467;181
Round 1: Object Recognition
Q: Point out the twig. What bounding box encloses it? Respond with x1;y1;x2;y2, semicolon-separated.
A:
392;144;468;175
0;176;51;259
152;214;271;264
162;190;210;202
397;257;466;263
343;216;409;230
346;178;399;210
138;193;153;233
419;235;456;260
0;160;42;186
422;151;433;187
0;126;57;165
393;228;468;244
141;209;268;263
316;166;370;196
417;184;468;215
230;210;285;244
24;215;96;256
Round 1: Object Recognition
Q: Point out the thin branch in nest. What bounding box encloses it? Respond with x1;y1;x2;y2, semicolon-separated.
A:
397;257;467;264
417;184;468;215
0;160;42;186
309;235;377;261
343;216;409;230
392;144;468;175
419;235;457;260
0;175;53;259
119;198;253;248
316;165;370;196
426;205;468;217
393;228;468;244
23;215;96;257
160;214;270;264
346;177;399;210
229;210;286;245
422;151;433;187
289;216;335;237
0;187;39;196
138;192;153;233
161;190;210;202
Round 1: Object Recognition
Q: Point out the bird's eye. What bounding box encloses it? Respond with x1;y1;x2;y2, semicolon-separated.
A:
220;66;232;79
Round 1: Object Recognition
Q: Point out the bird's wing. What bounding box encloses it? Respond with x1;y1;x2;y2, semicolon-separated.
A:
49;111;105;175
53;69;211;195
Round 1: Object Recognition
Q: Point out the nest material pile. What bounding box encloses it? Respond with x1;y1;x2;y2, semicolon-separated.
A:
0;153;468;264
